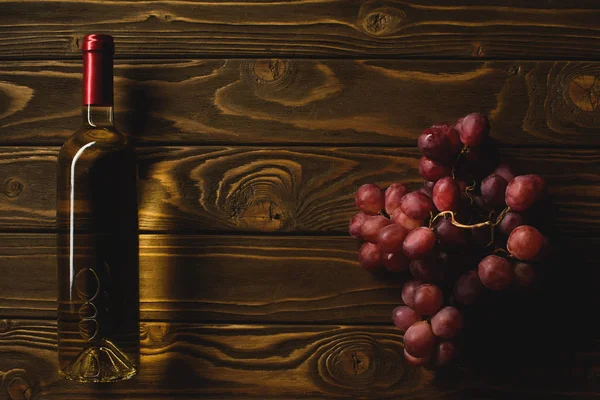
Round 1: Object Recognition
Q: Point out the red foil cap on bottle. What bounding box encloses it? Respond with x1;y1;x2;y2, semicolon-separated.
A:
82;34;114;106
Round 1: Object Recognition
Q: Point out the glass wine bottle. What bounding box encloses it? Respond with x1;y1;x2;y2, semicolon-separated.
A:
56;34;140;382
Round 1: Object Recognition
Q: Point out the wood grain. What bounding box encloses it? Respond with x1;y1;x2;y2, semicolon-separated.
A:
0;147;598;234
0;320;598;399
0;234;399;322
2;321;432;399
0;60;600;146
0;1;600;59
1;234;598;328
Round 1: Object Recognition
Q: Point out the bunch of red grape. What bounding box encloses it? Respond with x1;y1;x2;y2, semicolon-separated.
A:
349;113;549;367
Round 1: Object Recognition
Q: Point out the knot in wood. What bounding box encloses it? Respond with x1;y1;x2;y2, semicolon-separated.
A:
568;75;600;112
0;320;10;333
253;59;288;83
148;323;170;342
71;36;80;51
1;370;35;400
242;60;297;95
508;65;521;76
318;334;381;390
358;6;406;37
231;199;285;232
311;329;432;395
6;377;30;400
4;179;23;198
473;43;486;57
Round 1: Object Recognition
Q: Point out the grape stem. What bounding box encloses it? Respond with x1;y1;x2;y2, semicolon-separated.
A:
493;247;510;255
379;209;391;219
430;211;491;229
450;146;469;180
429;206;511;231
492;206;511;226
464;180;476;205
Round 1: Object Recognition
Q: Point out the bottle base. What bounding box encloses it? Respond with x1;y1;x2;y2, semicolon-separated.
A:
59;339;137;383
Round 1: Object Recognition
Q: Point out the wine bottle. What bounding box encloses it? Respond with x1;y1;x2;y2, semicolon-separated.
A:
56;34;140;382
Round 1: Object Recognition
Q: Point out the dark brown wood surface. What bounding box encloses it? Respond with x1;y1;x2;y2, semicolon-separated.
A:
1;1;600;398
0;146;598;234
0;1;600;59
0;60;599;146
0;234;598;331
1;232;598;397
0;320;598;400
0;234;396;322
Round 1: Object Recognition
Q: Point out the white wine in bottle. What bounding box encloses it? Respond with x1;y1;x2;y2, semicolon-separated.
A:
56;34;139;382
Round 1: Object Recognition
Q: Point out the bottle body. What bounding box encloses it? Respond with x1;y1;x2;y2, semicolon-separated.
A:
57;34;139;382
57;118;139;382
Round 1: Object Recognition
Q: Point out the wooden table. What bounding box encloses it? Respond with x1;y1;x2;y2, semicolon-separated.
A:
0;1;599;398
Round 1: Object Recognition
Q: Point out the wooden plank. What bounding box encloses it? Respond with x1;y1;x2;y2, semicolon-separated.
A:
0;1;600;59
1;234;598;326
0;147;598;234
0;320;598;399
0;234;399;322
0;59;600;146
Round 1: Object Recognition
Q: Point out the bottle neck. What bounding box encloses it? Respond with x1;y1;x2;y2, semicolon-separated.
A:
82;49;114;128
82;105;114;128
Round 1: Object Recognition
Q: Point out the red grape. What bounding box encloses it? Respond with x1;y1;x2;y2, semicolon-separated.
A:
433;124;462;155
478;255;513;290
514;262;537;287
418;127;451;162
498;211;525;236
378;224;409;254
413;283;444;316
433;177;460;212
434;341;456;366
434;218;466;246
409;258;439;282
401;191;434;220
349;114;549;369
431;306;463;339
358;242;382;272
349;213;367;239
361;215;392;243
494;163;515;183
507;225;543;261
419;156;451;182
391;209;423;231
401;280;423;308
420;181;435;198
481;174;508;207
355;183;384;215
392;306;421;331
385;183;408;216
471;195;487;211
454;117;464;133
404;349;430;366
454;270;484;305
459;112;489;146
505;174;546;212
403;227;436;260
404;321;436;358
382;252;409;272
